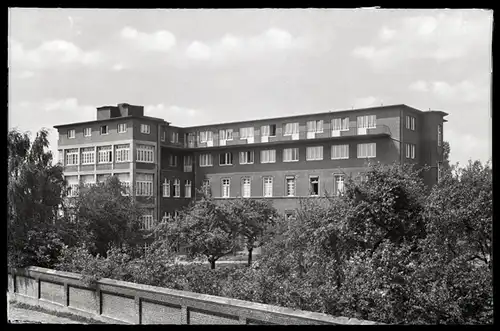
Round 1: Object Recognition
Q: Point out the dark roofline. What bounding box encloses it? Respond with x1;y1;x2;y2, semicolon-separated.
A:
53;115;168;129
179;104;442;130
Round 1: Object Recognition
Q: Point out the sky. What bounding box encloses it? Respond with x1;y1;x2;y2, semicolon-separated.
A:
8;8;492;167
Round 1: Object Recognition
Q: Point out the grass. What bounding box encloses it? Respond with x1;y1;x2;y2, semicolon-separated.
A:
9;301;105;324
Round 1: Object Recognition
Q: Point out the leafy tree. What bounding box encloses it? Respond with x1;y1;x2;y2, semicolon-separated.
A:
225;198;279;266
8;128;67;268
70;176;145;257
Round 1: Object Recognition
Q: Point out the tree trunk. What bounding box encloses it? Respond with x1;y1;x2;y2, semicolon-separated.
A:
209;258;216;269
247;247;253;267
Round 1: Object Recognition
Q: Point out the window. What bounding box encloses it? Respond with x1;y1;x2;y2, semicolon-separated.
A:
171;132;179;143
115;144;130;163
306;120;324;133
136;144;154;163
261;124;276;137
438;125;443;147
81;174;96;188
116;173;130;195
334;175;345;196
199;131;213;143
357;143;376;158
173;178;180;197
263;177;273;197
241;178;251;198
331;144;349;160
118;123;127;133
286;176;296;197
239;127;254;139
202;179;210;196
162;212;171;223
200;153;213;167
83;128;92;137
222;178;231;198
260;149;276;163
183;155;193;172
331;117;350;131
141;210;154;230
406;116;416;131
239;151;254;164
169;154;178;167
185;180;192;198
67;129;76;139
136;173;153;196
309;176;320;196
219;152;233;166
219;129;233;140
97;146;112;163
306;146;323;161
405;143;416;159
100;125;108;135
162;179;170;197
81;147;95;165
161;131;166;142
357;115;376;129
283;122;299;135
283;148;299;162
141;124;151;134
58;150;63;165
65;149;78;166
437;161;443;182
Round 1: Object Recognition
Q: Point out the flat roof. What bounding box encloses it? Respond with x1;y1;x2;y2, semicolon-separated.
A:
53;115;169;129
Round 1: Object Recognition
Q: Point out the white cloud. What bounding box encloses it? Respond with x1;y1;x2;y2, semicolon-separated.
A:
353;96;380;108
353;11;492;69
9;38;103;70
120;26;176;52
409;80;429;92
410;79;489;103
185;28;307;63
11;70;35;79
145;104;198;126
112;63;125;71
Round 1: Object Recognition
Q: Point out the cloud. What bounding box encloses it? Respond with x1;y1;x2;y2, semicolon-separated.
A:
11;70;35;79
9;38;103;70
409;79;489;103
185;28;307;63
445;128;491;166
145;104;198;126
120;26;176;52
112;63;126;71
353;96;381;108
352;11;492;69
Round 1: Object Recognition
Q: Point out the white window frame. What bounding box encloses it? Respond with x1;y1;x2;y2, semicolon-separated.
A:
334;175;345;196
357;143;376;158
405;143;416;159
260;149;276;164
283;148;299;162
161;131;166;142
141;211;154;230
185;180;192;198
136;144;155;163
331;117;350;131
263;177;273;197
115;144;130;163
65;149;78;166
141;124;151;134
261;124;277;137
67;129;76;139
239;127;255;140
219;129;233;141
83;128;92;137
438;125;443;147
199;131;213;143
81;147;95;165
136;174;154;196
199;153;213;167
239;151;254;165
306;146;323;161
309;176;320;197
118;123;127;133
331;144;349;160
97;146;113;164
171;131;179;143
306;120;324;133
173;178;181;198
183;155;193;172
286;176;296;197
357;115;377;129
100;125;109;135
222;178;231;198
241;177;251;198
202;179;211;196
162;178;170;197
219;152;233;166
283;122;299;136
169;154;178;167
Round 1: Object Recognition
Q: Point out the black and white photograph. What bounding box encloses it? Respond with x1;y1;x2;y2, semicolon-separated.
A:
7;8;492;325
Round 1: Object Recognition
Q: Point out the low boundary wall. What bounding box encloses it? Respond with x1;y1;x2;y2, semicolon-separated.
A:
7;266;379;325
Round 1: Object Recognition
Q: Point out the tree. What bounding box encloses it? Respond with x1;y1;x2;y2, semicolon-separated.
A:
168;194;235;269
225;198;279;266
70;176;145;257
8;128;67;268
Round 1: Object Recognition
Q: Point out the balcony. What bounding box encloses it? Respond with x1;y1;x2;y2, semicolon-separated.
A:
182;125;392;149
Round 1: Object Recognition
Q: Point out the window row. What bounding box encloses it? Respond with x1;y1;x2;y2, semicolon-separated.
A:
60;144;155;165
66;123;152;139
162;179;192;198
198;143;377;167
209;174;346;198
194;115;377;142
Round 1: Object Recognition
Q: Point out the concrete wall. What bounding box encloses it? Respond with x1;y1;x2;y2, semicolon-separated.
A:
8;267;380;325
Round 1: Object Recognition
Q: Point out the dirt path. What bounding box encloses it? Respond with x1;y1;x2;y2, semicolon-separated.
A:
7;297;83;324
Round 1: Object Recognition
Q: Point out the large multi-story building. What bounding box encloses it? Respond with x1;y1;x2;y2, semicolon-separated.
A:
54;103;448;226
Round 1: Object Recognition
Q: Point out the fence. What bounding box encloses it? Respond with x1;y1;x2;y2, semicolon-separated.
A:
7;266;380;325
